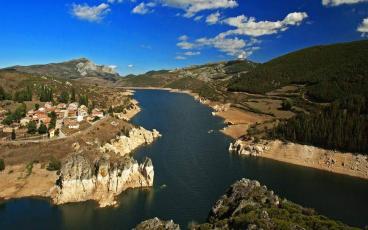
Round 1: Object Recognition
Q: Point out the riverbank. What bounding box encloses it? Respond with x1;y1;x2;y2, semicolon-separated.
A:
124;87;269;139
230;138;368;180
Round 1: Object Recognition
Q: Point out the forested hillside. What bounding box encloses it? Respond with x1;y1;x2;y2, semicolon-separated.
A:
229;40;368;102
271;95;368;154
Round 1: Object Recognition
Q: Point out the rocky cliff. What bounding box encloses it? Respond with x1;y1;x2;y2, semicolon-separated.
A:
51;154;154;207
134;217;180;230
100;127;161;156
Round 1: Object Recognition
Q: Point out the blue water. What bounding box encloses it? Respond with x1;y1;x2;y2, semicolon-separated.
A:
1;90;367;229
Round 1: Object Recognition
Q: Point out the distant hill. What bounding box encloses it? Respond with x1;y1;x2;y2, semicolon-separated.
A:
116;60;256;90
229;40;368;102
2;58;120;81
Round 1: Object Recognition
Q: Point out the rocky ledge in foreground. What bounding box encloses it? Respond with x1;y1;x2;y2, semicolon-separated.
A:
50;154;154;207
135;179;357;230
134;217;180;230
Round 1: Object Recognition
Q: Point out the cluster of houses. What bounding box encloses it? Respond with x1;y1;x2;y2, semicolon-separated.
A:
0;102;105;138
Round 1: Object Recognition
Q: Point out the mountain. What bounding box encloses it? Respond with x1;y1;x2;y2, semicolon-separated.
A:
229;40;368;102
2;58;120;81
116;60;257;100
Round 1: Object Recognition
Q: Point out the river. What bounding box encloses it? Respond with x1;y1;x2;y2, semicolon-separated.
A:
0;89;367;229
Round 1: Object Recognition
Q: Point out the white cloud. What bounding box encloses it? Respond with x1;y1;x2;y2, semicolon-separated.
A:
71;3;111;22
177;40;195;49
175;55;187;60
107;0;124;3
194;15;203;21
322;0;368;6
222;12;308;37
358;17;368;36
206;11;221;25
132;2;155;14
176;34;252;59
160;0;238;17
177;35;195;49
178;35;189;41
109;65;118;69
128;64;134;68
184;51;201;56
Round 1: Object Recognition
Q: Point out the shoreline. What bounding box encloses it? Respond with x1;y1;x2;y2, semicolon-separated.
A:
126;87;368;181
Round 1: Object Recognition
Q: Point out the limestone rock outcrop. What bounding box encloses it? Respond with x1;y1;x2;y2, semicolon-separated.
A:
134;218;180;230
229;138;270;156
190;178;355;229
100;127;161;156
51;154;154;207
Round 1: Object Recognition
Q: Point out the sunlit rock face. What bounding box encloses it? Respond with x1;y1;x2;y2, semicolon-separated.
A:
100;127;161;156
51;154;154;207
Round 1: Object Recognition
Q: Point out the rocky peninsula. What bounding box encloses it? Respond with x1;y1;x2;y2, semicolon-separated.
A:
135;178;358;229
0;97;162;207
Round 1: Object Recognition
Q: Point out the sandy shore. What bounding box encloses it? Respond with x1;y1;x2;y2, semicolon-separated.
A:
260;140;368;180
0;164;58;200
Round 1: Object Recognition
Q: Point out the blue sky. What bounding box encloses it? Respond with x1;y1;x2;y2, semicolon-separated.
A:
0;0;367;75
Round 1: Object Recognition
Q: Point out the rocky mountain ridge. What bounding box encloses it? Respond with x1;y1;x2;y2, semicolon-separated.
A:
3;58;119;80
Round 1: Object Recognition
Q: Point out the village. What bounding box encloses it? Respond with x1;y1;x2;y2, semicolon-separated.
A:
0;101;106;141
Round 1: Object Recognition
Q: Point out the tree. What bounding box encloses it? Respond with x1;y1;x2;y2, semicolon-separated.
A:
58;91;70;103
11;129;16;140
27;121;37;134
39;86;53;102
2;114;16;125
71;88;76;102
0;159;4;171
38;122;48;134
48;111;57;130
34;103;40;110
108;106;113;115
79;95;89;106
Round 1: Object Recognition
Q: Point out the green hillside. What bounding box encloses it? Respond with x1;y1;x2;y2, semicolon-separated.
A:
229;40;368;102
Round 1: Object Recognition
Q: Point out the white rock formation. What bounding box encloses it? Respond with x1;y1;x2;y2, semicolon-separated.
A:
76;60;117;76
229;138;270;156
100;127;161;156
51;154;154;207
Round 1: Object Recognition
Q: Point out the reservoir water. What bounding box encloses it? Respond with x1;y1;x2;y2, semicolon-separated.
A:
1;89;368;229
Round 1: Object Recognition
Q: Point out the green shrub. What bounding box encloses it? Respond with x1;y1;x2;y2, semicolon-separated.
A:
281;99;293;110
0;159;5;171
47;158;61;171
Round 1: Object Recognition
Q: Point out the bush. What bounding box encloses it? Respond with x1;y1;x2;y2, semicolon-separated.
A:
47;158;61;171
0;159;5;171
27;120;37;134
38;123;48;134
281;99;293;110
